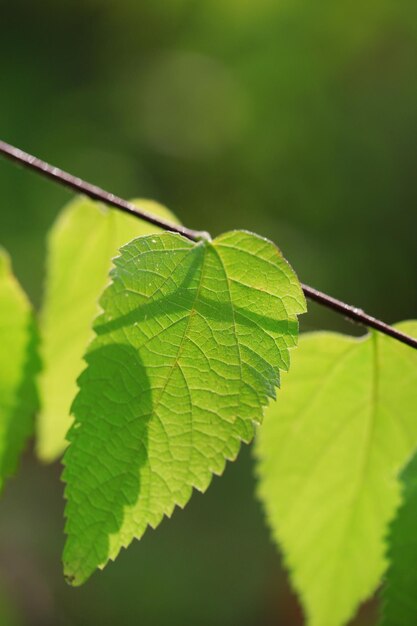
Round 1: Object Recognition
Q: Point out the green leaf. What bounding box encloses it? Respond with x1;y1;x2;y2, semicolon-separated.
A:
37;196;180;462
380;450;417;626
256;322;417;626
63;230;306;585
0;248;39;490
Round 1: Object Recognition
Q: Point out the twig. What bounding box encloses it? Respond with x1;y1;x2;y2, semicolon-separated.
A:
0;140;209;242
301;284;417;349
1;139;416;350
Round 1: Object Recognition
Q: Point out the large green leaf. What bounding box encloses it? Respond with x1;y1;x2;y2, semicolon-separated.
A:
37;196;179;462
380;451;417;626
0;249;39;490
63;230;306;585
256;323;417;626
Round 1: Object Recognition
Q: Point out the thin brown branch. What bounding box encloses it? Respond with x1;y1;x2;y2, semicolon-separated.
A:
0;140;209;242
1;138;416;350
301;284;417;349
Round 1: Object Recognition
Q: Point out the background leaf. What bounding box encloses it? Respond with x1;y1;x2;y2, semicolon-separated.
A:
63;230;306;585
256;322;417;626
380;450;417;626
37;196;179;462
0;248;39;491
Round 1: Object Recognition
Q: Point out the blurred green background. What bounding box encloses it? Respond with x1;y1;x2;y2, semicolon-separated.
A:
0;0;416;624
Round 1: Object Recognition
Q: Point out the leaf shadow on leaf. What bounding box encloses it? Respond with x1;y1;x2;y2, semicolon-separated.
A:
63;342;152;585
96;251;297;346
97;290;296;337
0;316;40;490
94;250;297;409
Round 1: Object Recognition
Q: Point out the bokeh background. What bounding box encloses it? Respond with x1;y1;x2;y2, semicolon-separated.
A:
1;0;416;624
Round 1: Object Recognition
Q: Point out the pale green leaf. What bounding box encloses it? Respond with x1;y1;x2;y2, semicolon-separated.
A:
37;196;179;462
256;322;417;626
380;450;417;626
0;249;39;490
63;230;306;585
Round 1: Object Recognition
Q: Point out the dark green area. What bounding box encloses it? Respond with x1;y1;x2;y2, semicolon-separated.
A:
0;0;416;624
380;452;417;626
